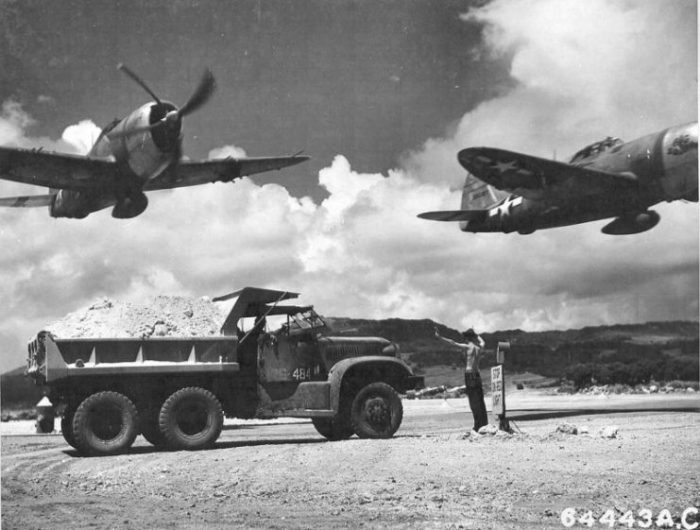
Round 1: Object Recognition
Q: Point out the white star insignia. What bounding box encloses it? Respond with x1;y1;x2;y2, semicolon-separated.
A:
493;160;517;173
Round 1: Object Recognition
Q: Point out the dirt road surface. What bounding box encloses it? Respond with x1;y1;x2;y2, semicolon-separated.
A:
2;392;699;529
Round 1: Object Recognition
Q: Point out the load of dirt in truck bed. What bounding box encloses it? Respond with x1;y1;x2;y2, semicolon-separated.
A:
45;296;230;338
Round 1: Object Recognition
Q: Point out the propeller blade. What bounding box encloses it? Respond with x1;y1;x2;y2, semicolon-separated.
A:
178;69;216;117
117;63;162;104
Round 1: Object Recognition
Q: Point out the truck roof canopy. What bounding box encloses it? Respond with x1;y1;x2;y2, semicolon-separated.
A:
216;287;302;335
213;287;299;304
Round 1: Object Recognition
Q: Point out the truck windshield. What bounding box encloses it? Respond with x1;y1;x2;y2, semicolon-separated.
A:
286;309;327;334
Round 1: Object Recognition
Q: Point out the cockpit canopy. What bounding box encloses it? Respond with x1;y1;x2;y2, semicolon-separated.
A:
569;136;623;164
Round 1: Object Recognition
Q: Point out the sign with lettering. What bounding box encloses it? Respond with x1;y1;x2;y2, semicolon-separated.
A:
491;365;504;415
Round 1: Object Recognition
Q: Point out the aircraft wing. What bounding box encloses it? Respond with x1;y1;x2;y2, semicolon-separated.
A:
417;210;487;222
0;194;55;207
0;146;121;190
458;147;638;201
145;156;310;191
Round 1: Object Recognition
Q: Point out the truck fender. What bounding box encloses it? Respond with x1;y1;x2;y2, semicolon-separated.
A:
327;356;415;412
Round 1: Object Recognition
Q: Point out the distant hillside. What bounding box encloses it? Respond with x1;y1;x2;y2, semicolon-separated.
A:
325;318;699;387
2;319;698;411
325;317;699;347
1;365;43;411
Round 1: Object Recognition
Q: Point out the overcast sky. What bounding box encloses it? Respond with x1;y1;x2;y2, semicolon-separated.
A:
0;0;697;373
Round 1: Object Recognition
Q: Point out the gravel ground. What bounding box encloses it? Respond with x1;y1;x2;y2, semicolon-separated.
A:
2;393;699;530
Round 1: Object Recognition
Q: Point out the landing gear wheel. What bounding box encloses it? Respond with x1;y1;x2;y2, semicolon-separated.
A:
72;392;139;456
312;417;354;441
158;387;223;451
351;382;403;439
61;407;78;449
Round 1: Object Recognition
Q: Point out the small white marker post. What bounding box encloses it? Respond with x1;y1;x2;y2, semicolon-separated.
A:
491;341;511;432
35;396;54;434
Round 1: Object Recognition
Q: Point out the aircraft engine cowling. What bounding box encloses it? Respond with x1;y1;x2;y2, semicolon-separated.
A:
111;192;148;219
601;210;660;235
49;190;90;219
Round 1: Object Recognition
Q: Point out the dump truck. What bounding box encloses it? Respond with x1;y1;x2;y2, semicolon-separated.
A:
26;287;424;456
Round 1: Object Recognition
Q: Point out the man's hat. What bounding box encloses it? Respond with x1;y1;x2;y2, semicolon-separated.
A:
462;328;478;339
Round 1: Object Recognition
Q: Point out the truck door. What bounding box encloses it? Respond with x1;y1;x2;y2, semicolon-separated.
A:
258;328;325;401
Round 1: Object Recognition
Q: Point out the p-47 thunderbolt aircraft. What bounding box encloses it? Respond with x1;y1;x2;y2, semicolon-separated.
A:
0;64;308;219
419;122;698;235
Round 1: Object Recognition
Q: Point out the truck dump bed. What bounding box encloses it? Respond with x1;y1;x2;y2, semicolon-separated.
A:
27;332;240;384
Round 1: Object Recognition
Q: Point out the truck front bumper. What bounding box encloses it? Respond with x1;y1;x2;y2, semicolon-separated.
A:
404;375;425;391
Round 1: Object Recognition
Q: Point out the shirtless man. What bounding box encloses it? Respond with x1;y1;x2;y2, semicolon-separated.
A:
435;327;488;432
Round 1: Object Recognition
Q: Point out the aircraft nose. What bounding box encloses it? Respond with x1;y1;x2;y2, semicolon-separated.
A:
680;121;699;144
661;121;698;201
665;122;698;156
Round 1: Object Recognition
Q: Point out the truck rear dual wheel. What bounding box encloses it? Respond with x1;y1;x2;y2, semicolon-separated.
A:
71;391;139;456
139;404;166;448
350;382;403;439
61;407;78;449
158;387;223;451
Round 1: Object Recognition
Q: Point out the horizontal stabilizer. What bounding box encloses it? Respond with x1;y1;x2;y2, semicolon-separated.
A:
0;194;55;208
417;210;487;222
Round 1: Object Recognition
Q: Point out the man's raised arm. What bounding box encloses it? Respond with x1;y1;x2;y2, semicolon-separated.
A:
435;327;466;348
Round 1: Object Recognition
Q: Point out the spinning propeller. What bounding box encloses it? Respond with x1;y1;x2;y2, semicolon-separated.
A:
111;63;216;139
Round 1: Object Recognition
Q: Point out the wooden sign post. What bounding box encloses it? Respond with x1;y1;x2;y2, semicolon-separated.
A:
491;341;511;432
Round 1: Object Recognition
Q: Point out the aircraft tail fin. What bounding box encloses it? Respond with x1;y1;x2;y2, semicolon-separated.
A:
0;194;55;208
418;172;509;223
461;171;509;210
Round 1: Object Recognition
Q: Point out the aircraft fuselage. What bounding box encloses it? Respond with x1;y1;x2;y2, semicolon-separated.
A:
461;122;698;234
0;65;308;220
50;102;182;219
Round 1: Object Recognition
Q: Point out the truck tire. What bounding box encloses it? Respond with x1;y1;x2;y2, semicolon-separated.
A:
350;382;403;439
72;392;139;456
61;408;78;449
139;404;166;448
158;387;223;451
312;417;354;441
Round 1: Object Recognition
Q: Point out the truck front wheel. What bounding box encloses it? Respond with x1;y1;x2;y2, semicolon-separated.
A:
351;382;403;439
312;417;354;441
72;392;139;456
159;387;223;451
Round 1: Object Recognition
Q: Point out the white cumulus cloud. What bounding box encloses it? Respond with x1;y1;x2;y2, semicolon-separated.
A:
0;0;696;373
